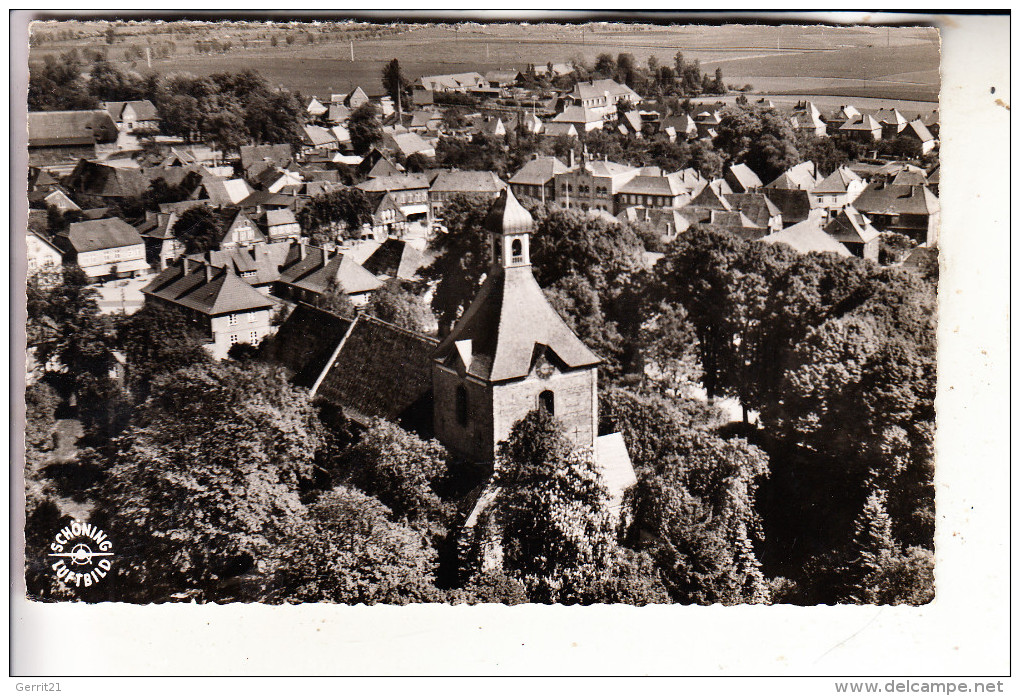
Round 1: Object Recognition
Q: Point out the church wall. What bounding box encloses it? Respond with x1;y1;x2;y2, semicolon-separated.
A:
491;366;598;455
433;366;494;462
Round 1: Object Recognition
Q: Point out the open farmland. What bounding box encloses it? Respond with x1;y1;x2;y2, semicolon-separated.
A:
29;21;940;103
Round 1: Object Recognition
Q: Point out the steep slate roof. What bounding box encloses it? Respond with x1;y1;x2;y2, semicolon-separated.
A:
311;314;439;425
540;122;578;138
874;108;907;127
813;166;863;195
65;218;143;253
891;169;928;187
839;114;881;133
902;119;935;143
203;179;253;206
28;110;119;146
265;302;354;387
356;173;430;193
853;183;940;216
193;241;292;286
104;100;159;122
266;208;298;227
553;106;602;125
766;161;821;191
725;163;764;192
509;156;571;186
240;144;293;172
761;218;852;257
278;246;384;296
359;238;426;281
430;170;507;194
434;189;600;382
724;193;782;227
143;262;273;316
824;206;880;244
66;160;150;198
688;182;733;210
303;125;339;147
761;189;814;225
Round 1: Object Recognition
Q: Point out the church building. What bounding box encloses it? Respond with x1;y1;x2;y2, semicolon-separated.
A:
432;188;636;517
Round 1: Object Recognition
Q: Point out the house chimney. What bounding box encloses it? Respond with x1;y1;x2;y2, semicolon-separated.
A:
182;257;192;274
569;149;575;169
298;240;307;260
204;263;213;283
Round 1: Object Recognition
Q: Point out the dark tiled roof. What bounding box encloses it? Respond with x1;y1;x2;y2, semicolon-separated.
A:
360;238;426;280
28;110;119;147
240;144;293;172
267;302;354;387
65;218;144;253
854;183;940;217
356;174;430;193
724;193;781;227
104;100;159;122
430;170;507;194
312;315;438;425
66;161;150;198
762;189;813;225
435;265;601;382
509;156;571;186
142;262;273;316
278;246;383;296
824;206;880;244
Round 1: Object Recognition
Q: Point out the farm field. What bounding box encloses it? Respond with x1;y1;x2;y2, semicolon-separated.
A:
29;21;940;103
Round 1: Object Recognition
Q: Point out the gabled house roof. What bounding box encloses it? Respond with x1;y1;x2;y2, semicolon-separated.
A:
553;106;602;125
873;108;907;127
761;189;814;225
311;314;438;426
661;113;698;134
813;166;863;195
264;302;354;387
28;110;119;147
220;210;266;246
66;160;150;198
418;72;486;91
64;218;144;253
278;245;384;296
761;218;852;257
724;193;782;227
240;144;293;173
688;182;733;210
430;170;507;195
725;163;764;192
509;156;572;186
484;70;521;85
307;97;328;116
383;131;434;157
143;261;273;316
104;100;159;122
303;125;339;148
853;183;940;216
619;174;687;197
824;205;880;244
265;208;298;227
540;122;578;138
356;173;430;193
839;114;881;133
568;79;639;103
202;178;253;207
358;238;427;281
902;119;935;144
766;161;822;191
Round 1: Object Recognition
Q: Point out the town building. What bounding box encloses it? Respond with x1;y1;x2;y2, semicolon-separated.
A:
823;206;881;261
142;258;275;359
509;155;572;204
58;218;149;279
26;230;65;286
853;182;940;246
428;170;507;221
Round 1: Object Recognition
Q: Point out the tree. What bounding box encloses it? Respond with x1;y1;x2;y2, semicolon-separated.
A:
172;205;228;254
381;58;410;111
297;188;373;241
334;419;452;531
348;103;382;155
117;302;211;401
270;487;441;605
421;195;493;336
491;409;616;603
629;430;770;604
544;273;626;376
713;105;802;183
363;283;434;334
311;274;357;318
90;362;327;602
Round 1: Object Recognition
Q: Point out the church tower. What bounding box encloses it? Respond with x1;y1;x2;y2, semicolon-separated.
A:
432;188;601;463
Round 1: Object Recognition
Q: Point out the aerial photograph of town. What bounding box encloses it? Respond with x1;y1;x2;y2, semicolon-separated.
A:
21;15;944;615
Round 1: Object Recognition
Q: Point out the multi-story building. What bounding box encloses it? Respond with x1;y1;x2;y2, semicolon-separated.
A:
59;218;149;279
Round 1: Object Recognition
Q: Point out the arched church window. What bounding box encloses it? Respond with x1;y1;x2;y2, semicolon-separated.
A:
511;238;523;264
456;384;469;426
539;390;555;416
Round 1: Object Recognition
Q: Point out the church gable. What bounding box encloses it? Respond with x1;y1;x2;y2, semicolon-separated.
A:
529;343;567;379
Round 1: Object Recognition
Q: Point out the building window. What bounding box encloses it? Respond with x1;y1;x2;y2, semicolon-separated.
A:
228;314;238;326
455;385;469;427
229;334;238;345
248;312;257;323
511;238;523;264
539;390;555;416
250;331;259;346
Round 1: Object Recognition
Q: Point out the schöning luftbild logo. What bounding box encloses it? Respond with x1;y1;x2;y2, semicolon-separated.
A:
48;520;114;588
